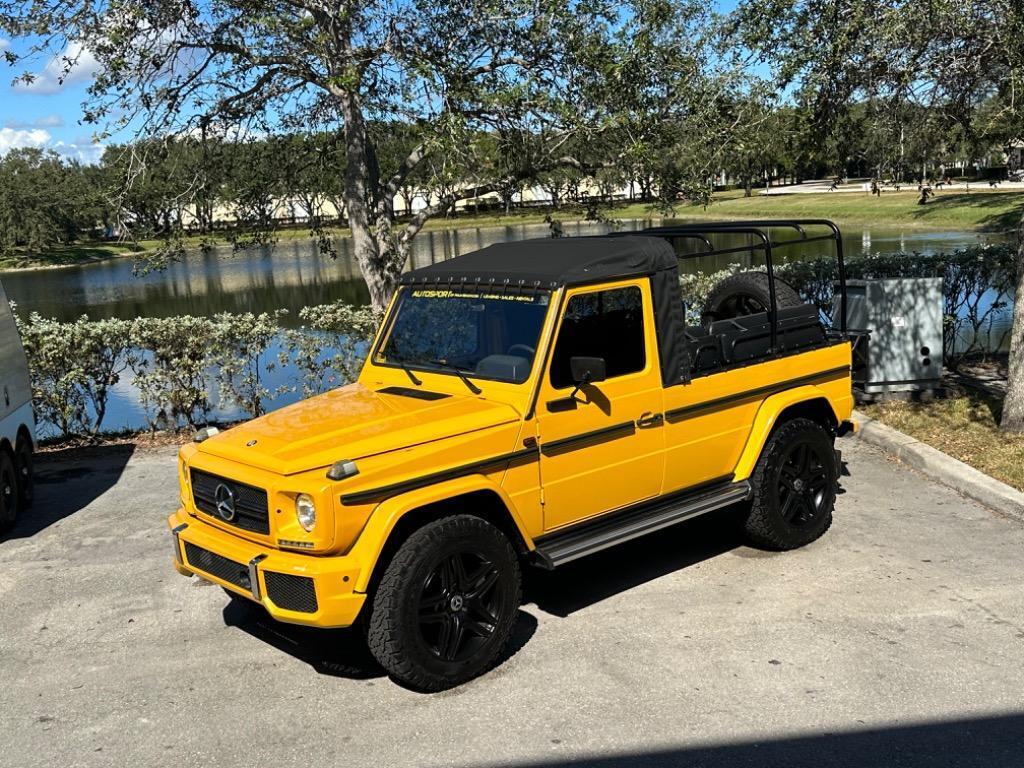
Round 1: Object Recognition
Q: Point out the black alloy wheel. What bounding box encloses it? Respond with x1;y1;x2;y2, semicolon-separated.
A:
14;438;33;508
776;439;832;527
367;515;522;692
716;292;769;319
701;271;803;325
417;551;504;662
0;452;19;533
744;417;837;550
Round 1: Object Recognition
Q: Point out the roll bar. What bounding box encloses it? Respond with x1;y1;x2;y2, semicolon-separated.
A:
633;219;849;342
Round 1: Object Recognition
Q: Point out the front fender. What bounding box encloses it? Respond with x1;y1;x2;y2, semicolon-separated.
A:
732;385;841;481
348;474;534;593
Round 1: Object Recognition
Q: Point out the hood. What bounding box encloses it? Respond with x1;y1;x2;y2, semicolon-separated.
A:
196;382;521;475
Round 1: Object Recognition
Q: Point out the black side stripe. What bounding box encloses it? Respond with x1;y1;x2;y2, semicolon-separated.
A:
340;448;539;506
539;421;636;456
665;365;850;422
342;365;849;505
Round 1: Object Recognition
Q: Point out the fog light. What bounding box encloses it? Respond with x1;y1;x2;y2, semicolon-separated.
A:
296;494;316;532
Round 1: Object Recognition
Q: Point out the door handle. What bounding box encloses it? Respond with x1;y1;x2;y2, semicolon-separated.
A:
636;412;664;428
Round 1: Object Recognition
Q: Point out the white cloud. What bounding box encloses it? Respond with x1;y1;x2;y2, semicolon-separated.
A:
4;114;65;130
0;39;10;53
15;40;100;95
0;127;52;154
0;127;105;164
53;138;105;164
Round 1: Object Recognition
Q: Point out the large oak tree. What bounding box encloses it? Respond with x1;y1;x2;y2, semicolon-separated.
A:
731;0;1024;431
3;0;743;310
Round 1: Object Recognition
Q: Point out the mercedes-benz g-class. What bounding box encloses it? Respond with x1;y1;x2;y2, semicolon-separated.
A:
169;220;858;690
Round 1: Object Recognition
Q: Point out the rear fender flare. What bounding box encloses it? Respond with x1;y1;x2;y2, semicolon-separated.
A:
348;474;534;593
732;386;840;481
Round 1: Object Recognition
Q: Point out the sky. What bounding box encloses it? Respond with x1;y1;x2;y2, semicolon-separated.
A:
0;35;107;163
0;0;748;165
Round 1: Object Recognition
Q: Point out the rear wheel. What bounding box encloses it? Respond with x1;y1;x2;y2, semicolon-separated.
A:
0;452;19;534
744;417;837;550
367;515;521;692
14;437;33;508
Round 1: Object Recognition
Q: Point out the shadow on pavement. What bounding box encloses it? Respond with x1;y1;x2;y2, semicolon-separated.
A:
525;506;746;618
222;597;385;680
497;712;1024;768
3;443;136;541
222;596;539;685
219;464;857;684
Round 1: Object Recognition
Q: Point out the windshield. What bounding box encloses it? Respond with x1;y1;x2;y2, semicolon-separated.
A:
375;288;551;384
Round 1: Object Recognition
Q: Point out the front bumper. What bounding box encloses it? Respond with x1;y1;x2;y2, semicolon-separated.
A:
168;510;367;628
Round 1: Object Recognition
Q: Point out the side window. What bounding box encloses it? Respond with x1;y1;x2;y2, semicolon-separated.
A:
549;285;646;389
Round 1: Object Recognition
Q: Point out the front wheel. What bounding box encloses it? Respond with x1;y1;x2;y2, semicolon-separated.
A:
367;515;521;692
743;417;837;550
0;452;20;534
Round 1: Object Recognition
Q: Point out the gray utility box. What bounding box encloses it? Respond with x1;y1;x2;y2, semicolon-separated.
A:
834;278;943;395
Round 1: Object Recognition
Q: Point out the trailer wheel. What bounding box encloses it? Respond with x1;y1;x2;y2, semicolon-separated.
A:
701;271;803;325
0;451;19;534
14;436;33;508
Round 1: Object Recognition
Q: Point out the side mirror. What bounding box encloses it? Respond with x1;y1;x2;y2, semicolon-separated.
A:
570;356;607;385
568;356;606;401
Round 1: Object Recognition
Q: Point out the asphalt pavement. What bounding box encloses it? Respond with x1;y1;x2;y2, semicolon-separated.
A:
1;439;1022;768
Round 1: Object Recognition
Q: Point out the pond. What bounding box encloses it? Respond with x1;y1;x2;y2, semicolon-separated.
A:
1;220;1005;322
0;219;1012;435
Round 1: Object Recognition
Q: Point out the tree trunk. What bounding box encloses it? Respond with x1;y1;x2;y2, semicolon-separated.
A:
1001;215;1024;432
338;91;401;313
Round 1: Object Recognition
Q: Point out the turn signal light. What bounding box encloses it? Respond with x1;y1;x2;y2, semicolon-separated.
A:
326;459;359;481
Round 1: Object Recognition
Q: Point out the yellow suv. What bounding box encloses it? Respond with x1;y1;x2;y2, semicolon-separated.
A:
169;221;857;690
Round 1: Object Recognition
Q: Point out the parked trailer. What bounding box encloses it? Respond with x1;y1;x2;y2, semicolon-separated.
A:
0;278;34;533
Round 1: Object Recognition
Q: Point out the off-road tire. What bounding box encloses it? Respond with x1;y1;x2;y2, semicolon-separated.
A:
14;437;33;508
744;417;837;550
0;451;20;534
367;515;521;692
702;271;803;325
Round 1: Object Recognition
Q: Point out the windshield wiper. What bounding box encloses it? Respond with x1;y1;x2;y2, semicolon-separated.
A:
387;353;422;386
431;359;482;395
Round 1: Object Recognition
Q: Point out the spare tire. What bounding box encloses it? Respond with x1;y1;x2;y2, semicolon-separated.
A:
701;271;803;326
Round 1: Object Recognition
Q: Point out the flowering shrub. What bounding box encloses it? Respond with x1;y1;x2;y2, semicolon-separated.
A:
15;303;379;438
12;243;1014;437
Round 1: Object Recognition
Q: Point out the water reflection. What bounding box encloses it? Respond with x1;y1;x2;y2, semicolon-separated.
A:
1;219;1011;435
2;220;1002;324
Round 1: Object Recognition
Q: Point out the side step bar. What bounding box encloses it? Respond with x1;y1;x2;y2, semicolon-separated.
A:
533;480;752;569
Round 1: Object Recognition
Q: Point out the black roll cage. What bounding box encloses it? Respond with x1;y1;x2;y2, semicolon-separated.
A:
631;219;849;347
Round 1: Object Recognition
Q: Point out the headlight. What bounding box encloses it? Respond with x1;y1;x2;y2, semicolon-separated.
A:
295;494;316;532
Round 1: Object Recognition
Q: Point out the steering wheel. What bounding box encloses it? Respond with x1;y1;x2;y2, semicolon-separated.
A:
506;344;535;358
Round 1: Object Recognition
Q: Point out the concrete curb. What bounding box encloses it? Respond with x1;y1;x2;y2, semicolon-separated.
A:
850;409;1024;523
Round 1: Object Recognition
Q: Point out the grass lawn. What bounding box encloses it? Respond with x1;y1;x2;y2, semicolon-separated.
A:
6;187;1023;270
664;189;1024;231
0;241;145;270
862;388;1024;492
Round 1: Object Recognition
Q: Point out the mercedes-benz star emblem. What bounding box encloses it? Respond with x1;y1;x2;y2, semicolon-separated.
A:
215;483;237;522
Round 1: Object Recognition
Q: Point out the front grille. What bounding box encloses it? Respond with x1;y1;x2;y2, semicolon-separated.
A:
264;571;318;613
183;542;251;591
191;470;270;534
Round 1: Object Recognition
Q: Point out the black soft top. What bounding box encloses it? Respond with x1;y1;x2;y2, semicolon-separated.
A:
400;235;677;289
399;234;689;389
